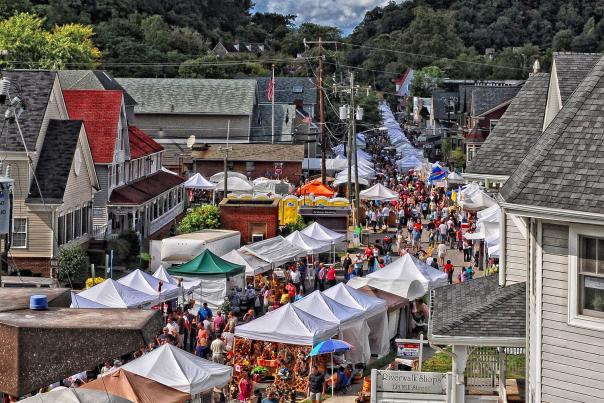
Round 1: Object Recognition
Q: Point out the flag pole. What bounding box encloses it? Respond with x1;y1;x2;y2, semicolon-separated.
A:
271;64;275;144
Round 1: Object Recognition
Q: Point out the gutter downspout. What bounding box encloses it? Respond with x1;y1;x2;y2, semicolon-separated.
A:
499;205;507;287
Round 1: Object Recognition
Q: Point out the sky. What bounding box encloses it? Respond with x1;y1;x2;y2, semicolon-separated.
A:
253;0;390;34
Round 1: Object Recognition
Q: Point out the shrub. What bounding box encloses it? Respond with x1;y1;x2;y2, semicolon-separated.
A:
177;204;220;233
281;216;307;236
58;245;89;285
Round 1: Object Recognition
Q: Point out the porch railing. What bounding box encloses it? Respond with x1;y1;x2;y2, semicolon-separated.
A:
150;202;184;235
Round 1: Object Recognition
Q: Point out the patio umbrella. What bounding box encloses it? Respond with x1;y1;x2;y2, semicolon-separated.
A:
309;339;353;397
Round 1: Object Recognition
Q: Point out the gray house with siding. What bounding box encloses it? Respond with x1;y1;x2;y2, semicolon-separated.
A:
499;54;604;403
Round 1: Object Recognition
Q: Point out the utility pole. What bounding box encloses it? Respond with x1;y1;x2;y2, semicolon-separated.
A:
318;38;326;185
350;72;361;228
220;120;232;196
347;102;353;203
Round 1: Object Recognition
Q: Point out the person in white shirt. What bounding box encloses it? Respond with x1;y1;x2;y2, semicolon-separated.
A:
438;222;448;242
437;242;447;266
290;267;301;291
381;206;391;229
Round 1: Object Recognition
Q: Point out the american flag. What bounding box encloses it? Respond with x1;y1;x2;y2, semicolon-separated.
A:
267;78;275;101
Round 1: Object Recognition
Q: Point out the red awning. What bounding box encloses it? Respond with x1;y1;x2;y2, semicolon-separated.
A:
109;171;184;205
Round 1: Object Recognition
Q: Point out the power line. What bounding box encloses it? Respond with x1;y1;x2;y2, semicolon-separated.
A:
334;41;530;72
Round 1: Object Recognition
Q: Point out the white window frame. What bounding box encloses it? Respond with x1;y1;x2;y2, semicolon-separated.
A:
568;224;604;331
12;217;27;249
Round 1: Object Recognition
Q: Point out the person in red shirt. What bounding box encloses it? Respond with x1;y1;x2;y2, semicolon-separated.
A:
285;281;297;302
326;265;337;288
444;260;454;284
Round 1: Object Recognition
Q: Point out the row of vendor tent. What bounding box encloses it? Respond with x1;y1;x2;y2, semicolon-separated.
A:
23;344;232;403
458;183;497;211
235;283;390;363
347;253;448;299
463;202;502;257
379;103;425;166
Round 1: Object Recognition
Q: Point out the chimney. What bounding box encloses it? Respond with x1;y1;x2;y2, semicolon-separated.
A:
533;60;541;74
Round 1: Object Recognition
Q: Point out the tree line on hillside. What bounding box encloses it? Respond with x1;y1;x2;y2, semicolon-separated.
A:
0;0;603;86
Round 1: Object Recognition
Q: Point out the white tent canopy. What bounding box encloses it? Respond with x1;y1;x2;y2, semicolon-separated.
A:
332;174;369;187
221;249;272;276
184;173;216;189
152;265;202;293
209;171;248;183
70;292;109;308
347;253;448;299
285;230;332;254
214;177;254;193
447;172;463;183
348;253;448;300
323;283;390;357
121;343;232;395
295;291;371;363
20;387;132;403
117;269;181;301
359;183;399;201
72;279;157;308
459;183;496;211
240;236;306;267
235;303;339;345
301;222;345;244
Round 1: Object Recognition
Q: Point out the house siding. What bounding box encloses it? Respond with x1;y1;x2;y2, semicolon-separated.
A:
58;135;95;213
506;214;527;284
539;222;604;402
542;64;560;131
133;114;251;141
94;166;109;208
10;204;52;258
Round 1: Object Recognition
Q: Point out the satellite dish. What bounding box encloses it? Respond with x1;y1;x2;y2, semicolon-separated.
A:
186;135;196;149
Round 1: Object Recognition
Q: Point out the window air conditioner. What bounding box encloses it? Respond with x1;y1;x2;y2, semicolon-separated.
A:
251;233;264;243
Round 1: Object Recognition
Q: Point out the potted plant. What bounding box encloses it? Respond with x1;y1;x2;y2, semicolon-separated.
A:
251;365;268;382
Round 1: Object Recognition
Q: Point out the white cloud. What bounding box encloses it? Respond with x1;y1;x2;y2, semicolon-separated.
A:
254;0;389;33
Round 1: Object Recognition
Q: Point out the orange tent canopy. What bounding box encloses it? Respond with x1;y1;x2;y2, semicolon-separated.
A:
296;179;335;197
82;369;190;403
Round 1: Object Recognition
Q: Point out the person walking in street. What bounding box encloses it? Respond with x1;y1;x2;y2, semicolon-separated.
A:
437;242;447;267
353;253;364;277
318;263;327;291
444;260;454;284
326;265;337;288
308;366;326;403
342;253;352;281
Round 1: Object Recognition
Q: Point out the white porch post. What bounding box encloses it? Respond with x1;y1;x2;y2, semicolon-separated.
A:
498;347;507;402
451;345;469;403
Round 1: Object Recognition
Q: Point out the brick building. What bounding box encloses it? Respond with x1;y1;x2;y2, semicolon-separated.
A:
192;143;304;184
219;199;280;244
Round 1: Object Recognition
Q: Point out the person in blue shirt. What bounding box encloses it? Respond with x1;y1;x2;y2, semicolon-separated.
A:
197;302;212;323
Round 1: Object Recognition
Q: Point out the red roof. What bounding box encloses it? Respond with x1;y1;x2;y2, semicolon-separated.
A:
109;171;184;205
63;90;123;164
128;125;163;159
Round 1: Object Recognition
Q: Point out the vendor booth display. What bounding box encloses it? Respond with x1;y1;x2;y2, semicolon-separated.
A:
294;291;371;364
347;254;448;299
323;283;390;357
210;171;248;183
459;183;496;211
234;303;339;394
82;369;191;403
71;279;158;308
121;344;233;396
168;249;245;310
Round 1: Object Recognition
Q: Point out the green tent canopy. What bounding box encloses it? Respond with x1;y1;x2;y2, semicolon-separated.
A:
168;249;244;277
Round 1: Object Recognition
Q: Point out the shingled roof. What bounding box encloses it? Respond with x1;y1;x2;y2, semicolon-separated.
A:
58;70;137;106
63;90;124;164
470;85;521;116
500;55;604;213
0;70;56;152
128;126;163;159
256;77;317;106
553;52;601;105
192;143;304;162
429;275;526;340
26;120;83;204
116;78;256;115
465;73;550;177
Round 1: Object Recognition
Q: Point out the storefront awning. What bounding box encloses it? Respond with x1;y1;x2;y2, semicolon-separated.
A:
109;171;184;205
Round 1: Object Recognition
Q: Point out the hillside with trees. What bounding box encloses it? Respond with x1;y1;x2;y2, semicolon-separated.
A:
0;0;603;81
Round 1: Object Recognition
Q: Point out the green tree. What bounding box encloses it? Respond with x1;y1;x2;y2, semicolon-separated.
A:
410;65;443;97
58;245;89;285
441;138;452;162
553;29;574;51
0;0;30;19
0;13;100;69
178;204;220;233
451;148;466;168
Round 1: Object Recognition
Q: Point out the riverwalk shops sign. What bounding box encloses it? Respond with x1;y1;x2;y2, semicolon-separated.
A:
371;369;450;402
